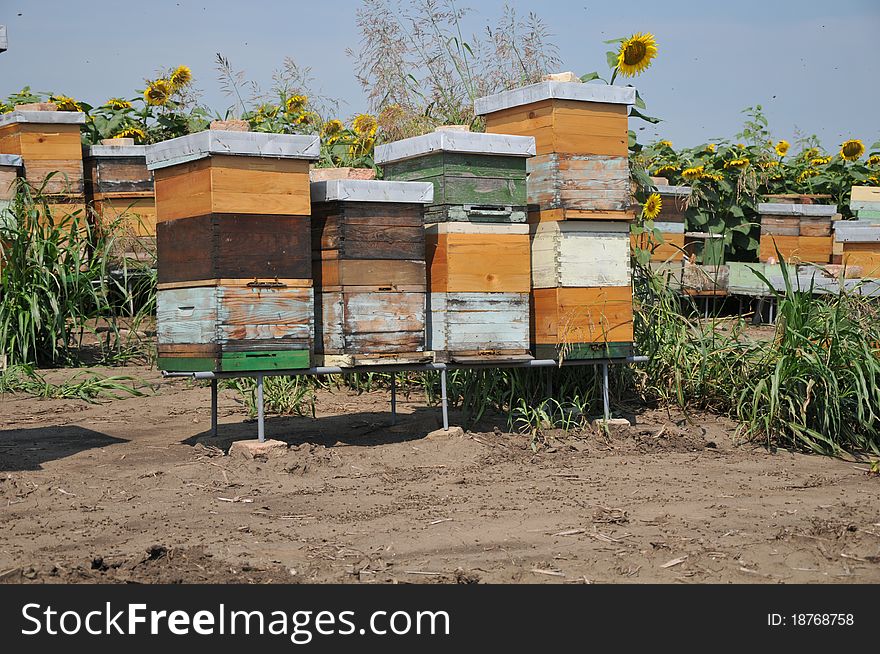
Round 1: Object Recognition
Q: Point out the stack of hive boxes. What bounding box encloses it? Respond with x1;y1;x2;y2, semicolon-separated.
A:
474;81;635;360
83;140;156;262
376;130;535;363
310;178;434;366
0;105;86;224
147;130;320;372
832;187;880;276
758;201;834;264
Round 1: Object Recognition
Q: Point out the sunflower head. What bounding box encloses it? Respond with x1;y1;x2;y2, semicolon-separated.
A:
144;79;172;106
615;32;658;78
723;157;750;170
810;156;832;167
774;140;790;157
705;143;716;153
106;97;132;110
797;169;819;184
348;136;375;159
170;65;192;89
114;126;147;143
285;94;308;114
840;139;865;161
682;165;705;181
759;160;780;169
352;113;378;137
867;154;880;167
641;193;662;220
869;175;880;186
321;118;345;142
658;139;673;148
50;94;82;112
652;164;677;177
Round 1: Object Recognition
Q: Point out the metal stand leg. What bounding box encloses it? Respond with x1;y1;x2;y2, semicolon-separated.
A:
390;373;397;426
256;372;265;443
440;368;449;431
211;378;218;437
769;299;775;325
545;368;553;399
602;363;610;423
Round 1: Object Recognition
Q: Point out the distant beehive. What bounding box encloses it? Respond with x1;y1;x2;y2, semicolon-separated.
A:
147;130;320;373
377;131;536;362
310;179;434;366
0;153;22;215
0;108;87;223
83;142;156;261
475;81;635;360
758;202;835;264
832;186;880;276
632;184;690;262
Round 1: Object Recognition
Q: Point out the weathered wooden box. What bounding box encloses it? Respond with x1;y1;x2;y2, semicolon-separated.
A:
832;220;880;276
311;179;434;366
0;154;22;220
375;130;535;223
476;81;635;221
84;144;155;236
425;222;531;361
758;203;835;264
530;220;632;359
851;186;880;222
147;130;320;372
0;109;86;196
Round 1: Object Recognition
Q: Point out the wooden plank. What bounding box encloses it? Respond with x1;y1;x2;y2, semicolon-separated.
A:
759;235;832;264
314;291;345;354
531;221;630;288
220;349;310;372
88;156;153;194
318;259;426;287
530;286;633;345
426;230;530;293
527;153;629;212
851;186;880;203
210;155;310;216
631;231;685;262
527;208;633;223
154;158;213;222
216;285;312;343
761;216;800;236
533;341;633;361
799;217;832;237
428;292;530;352
157;286;217;344
93;196;157;237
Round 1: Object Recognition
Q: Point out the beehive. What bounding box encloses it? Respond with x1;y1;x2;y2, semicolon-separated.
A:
0;108;85;196
147;130;320;372
475;81;635;360
631;184;690;262
84;142;156;261
758;202;834;264
376;130;534;223
0;153;22;217
850;186;880;222
378;131;536;362
310;179;434;366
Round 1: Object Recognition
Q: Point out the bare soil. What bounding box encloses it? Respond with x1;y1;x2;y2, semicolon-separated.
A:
1;365;878;584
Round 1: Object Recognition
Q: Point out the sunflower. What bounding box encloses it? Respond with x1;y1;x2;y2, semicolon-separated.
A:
291;111;317;126
705;143;716;153
797;169;819;183
682;165;704;181
759;160;780;169
802;147;820;160
170;65;192;89
144;79;172;106
723;157;750;169
352;113;378;137
869;175;880;186
774;140;790;157
615;32;658;78
810;156;832;166
735;143;746;149
658;139;673;148
114;126;147;142
321;118;345;142
641;193;662;220
106;97;132;110
840;139;865;161
868;154;880;167
349;136;375;159
652;164;677;177
700;172;724;182
51;94;82;112
285;94;308;114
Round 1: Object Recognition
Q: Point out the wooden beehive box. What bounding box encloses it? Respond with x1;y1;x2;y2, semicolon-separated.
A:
631;184;690;262
758;203;835;264
375;130;535;223
0;153;22;215
530;220;632;359
832;220;880;276
310;179;434;366
0;108;86;197
147;130;320;373
475;81;635;221
425;222;531;362
851;186;880;222
84;143;155;235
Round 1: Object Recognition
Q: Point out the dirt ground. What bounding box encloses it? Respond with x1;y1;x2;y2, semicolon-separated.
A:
1;365;878;584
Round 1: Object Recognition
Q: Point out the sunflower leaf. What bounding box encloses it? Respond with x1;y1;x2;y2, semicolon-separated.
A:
634;89;646;109
606;50;619;69
580;72;600;82
630;107;660;124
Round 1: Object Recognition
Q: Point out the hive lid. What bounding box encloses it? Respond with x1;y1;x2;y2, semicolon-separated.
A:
374;131;535;165
0;154;23;167
757;202;837;217
0;110;87;127
145;130;321;170
653;184;692;197
474;81;636;116
833;220;880;243
310;179;434;204
85;144;149;158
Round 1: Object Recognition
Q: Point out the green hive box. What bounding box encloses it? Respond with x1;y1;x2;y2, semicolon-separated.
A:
375;131;535;223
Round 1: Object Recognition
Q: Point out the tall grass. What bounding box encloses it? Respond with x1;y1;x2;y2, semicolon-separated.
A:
0;178;155;367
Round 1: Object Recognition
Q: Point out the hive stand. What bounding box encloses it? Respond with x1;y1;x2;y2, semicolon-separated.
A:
310;178;435;366
376;130;537;363
475;81;636;360
147;130;320;373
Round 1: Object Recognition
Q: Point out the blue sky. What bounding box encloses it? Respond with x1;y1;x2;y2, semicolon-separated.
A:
1;0;878;150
